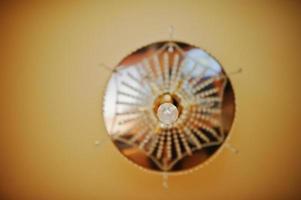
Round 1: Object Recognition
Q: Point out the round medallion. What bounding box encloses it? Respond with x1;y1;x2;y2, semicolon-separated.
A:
103;41;235;173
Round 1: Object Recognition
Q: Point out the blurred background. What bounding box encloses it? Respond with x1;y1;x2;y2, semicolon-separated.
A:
0;1;300;199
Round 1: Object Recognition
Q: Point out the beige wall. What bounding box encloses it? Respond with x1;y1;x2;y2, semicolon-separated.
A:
0;1;300;199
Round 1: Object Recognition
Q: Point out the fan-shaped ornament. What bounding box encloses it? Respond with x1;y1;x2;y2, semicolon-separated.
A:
103;41;235;173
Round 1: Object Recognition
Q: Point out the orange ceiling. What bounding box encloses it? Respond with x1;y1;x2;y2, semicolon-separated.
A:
0;1;300;199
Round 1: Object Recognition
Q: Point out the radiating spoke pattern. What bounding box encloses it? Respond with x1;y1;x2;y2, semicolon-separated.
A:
103;41;235;172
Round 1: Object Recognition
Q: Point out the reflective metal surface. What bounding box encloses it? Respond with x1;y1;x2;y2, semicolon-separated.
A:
103;41;235;173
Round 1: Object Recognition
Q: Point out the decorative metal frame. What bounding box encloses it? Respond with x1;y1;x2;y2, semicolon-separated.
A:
103;41;235;173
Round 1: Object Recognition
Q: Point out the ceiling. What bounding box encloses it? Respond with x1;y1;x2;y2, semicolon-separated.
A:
0;1;300;199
